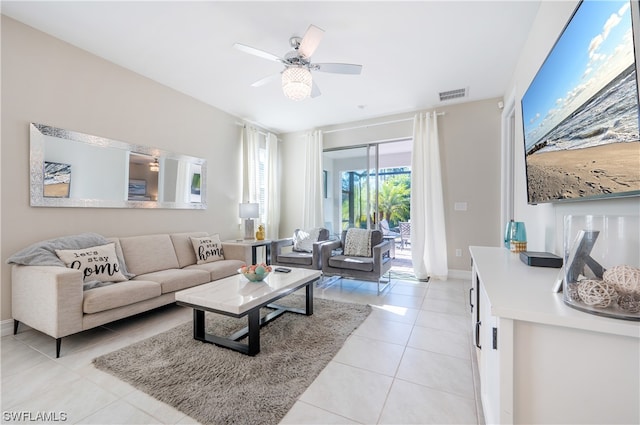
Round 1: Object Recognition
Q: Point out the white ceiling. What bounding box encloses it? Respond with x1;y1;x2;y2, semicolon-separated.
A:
1;1;541;134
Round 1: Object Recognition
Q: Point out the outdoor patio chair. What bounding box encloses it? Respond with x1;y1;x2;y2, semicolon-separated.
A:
399;222;411;249
321;228;392;294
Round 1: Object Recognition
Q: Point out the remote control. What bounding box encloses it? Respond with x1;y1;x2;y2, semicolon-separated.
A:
275;267;291;273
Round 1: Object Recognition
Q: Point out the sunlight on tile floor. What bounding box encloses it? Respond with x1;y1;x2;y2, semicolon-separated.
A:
1;275;483;425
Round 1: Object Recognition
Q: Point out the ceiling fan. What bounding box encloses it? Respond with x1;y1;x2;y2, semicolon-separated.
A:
233;24;363;101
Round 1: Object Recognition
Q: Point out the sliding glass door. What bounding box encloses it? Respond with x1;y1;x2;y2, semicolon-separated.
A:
323;145;373;235
323;140;411;237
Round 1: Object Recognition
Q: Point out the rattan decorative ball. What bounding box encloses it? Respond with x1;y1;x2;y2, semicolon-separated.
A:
617;293;640;313
566;282;581;303
603;265;640;295
577;279;617;308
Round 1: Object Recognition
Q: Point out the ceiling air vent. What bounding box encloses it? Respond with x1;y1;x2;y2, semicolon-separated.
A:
439;88;467;101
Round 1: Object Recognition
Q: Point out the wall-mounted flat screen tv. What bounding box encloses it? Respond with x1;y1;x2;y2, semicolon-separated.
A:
521;0;640;204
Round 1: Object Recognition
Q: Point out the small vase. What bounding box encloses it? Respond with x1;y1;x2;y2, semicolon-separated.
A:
504;220;515;248
509;221;527;252
255;225;265;241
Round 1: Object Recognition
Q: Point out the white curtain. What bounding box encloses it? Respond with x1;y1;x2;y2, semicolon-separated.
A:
411;112;448;280
242;125;260;203
265;132;280;239
302;129;324;228
175;159;190;203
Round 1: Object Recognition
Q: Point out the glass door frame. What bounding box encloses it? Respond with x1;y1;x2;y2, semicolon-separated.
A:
323;143;383;235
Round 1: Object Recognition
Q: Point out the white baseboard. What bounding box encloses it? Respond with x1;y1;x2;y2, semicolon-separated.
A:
1;319;15;337
448;269;472;281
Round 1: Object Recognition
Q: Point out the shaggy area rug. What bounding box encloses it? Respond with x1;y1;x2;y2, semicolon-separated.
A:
93;295;371;425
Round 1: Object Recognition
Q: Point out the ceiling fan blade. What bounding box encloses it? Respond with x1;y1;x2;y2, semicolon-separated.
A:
233;43;283;63
298;24;325;59
311;81;321;98
251;73;280;87
315;63;363;75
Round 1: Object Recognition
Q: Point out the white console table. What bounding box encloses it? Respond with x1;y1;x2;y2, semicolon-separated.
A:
469;246;639;425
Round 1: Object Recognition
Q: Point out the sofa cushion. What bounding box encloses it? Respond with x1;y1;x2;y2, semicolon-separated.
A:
55;243;128;283
186;259;245;281
133;268;210;294
276;251;313;266
170;232;208;268
328;255;374;272
190;235;224;264
83;280;161;314
106;237;135;278
119;234;180;276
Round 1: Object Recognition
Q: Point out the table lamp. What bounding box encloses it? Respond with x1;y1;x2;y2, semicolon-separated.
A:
239;203;259;240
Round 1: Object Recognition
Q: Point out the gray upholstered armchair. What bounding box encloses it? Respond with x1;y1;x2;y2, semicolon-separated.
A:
270;228;330;270
321;229;392;294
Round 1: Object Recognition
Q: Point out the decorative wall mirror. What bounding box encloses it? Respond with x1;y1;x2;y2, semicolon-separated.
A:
30;123;207;209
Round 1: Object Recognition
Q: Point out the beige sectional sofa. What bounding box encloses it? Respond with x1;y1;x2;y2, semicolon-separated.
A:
11;232;246;357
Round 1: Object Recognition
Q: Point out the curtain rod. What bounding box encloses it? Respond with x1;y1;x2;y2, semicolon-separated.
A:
235;121;271;138
322;112;445;135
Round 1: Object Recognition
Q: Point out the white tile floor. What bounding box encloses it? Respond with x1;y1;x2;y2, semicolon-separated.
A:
1;276;484;425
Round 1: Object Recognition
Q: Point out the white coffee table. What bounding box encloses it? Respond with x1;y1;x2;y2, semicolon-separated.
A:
175;267;321;356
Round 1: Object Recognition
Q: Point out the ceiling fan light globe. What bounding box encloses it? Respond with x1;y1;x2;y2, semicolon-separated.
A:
149;159;160;172
281;66;312;101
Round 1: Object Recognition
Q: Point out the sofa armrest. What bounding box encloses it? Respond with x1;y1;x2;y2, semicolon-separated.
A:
373;239;391;256
221;243;249;264
270;238;294;257
11;265;84;339
321;240;342;266
372;240;391;273
311;240;331;268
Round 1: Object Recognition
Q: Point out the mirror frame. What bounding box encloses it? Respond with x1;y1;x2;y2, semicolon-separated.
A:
30;123;207;209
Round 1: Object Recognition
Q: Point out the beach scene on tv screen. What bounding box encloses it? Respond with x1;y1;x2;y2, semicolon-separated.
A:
522;0;640;203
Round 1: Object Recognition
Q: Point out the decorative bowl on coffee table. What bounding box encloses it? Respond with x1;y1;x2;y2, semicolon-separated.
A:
238;263;272;282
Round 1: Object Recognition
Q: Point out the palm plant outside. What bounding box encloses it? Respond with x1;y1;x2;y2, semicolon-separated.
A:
378;173;410;227
340;168;411;230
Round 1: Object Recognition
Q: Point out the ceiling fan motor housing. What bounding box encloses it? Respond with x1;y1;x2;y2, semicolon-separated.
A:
284;49;309;67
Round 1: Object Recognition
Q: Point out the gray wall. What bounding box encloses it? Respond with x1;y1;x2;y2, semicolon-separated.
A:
1;17;245;320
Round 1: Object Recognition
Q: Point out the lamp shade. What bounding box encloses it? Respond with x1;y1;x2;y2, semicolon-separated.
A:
239;203;259;219
282;66;312;101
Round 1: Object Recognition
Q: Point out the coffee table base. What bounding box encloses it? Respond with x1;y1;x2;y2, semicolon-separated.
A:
191;282;314;356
